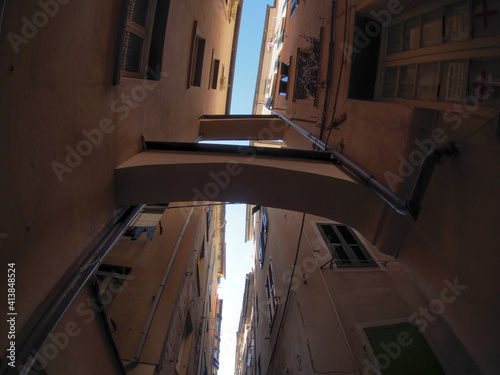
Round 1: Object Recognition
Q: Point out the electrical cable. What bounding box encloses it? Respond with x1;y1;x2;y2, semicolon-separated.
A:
318;0;337;144
266;212;306;375
325;0;349;148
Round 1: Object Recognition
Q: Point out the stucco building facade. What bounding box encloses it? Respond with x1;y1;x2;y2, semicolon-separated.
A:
1;0;499;373
240;0;500;373
1;0;239;373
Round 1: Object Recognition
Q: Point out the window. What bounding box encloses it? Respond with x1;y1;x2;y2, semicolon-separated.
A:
261;206;269;233
279;62;290;96
258;207;269;268
116;0;171;82
364;323;445;374
96;264;132;312
384;1;471;56
317;224;377;267
198;242;205;296
348;14;381;100
274;55;280;73
123;205;166;240
294;48;319;101
206;206;211;239
376;0;500;109
258;232;266;269
381;60;469;102
188;22;206;87
290;0;298;18
266;77;272;95
265;260;278;328
282;0;288;17
209;51;221;90
277;17;286;49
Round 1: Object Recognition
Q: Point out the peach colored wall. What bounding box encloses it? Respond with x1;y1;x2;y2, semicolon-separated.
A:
0;0;237;365
251;0;500;373
252;208;477;374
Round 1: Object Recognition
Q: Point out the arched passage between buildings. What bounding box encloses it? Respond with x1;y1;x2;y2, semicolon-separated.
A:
114;145;391;248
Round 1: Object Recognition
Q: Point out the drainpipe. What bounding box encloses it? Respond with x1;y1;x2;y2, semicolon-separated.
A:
124;205;196;372
225;0;244;115
266;106;457;219
10;205;145;375
267;107;328;151
266;106;409;216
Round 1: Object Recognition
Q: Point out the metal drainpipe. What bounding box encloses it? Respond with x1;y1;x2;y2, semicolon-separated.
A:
11;205;145;375
266;106;410;216
124;205;196;372
195;221;226;375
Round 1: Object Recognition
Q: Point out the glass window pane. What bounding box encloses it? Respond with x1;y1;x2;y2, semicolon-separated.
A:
351;245;370;263
290;0;298;17
397;64;416;99
333;246;350;265
416;62;439;101
128;0;151;27
122;30;144;72
259;231;265;266
337;225;357;244
387;24;401;55
403;17;420;51
444;2;470;43
320;224;341;244
422;9;442;47
438;60;467;102
382;67;398;97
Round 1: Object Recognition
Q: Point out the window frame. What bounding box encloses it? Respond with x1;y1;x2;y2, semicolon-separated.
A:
96;264;132;312
124;205;166;240
209;50;221;90
118;0;157;80
317;223;377;267
279;61;290;97
188;21;206;88
290;0;298;18
114;0;171;84
258;207;269;268
293;39;322;105
265;259;278;330
374;0;500;114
